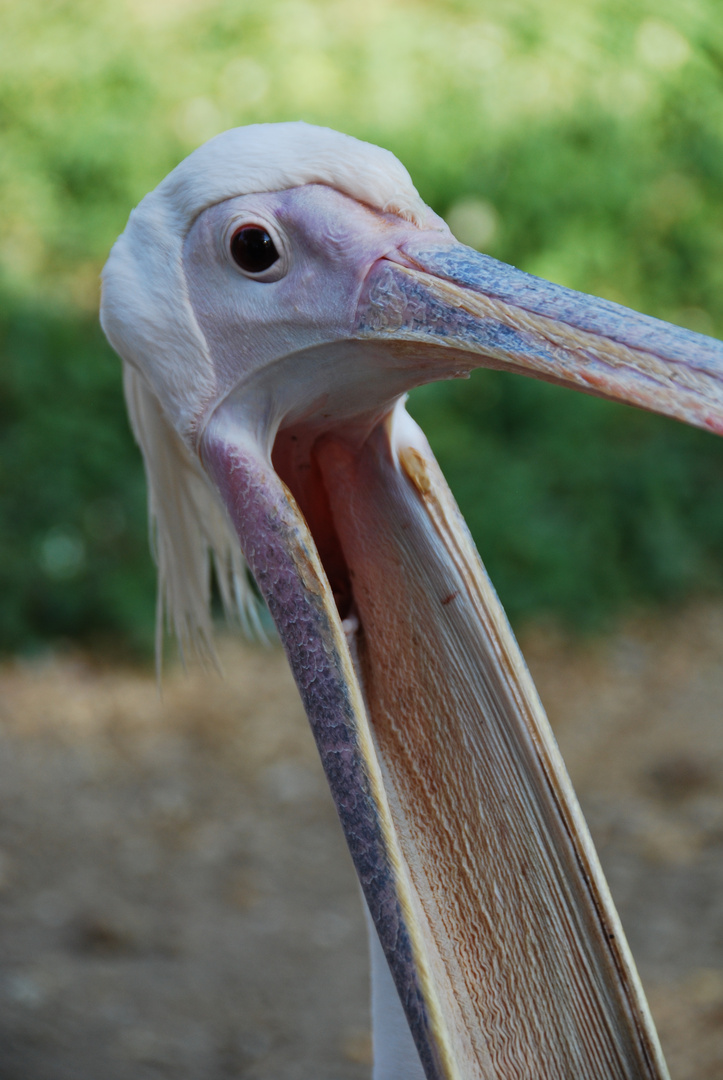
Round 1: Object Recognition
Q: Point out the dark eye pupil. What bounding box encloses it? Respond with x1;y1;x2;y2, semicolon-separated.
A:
230;226;279;273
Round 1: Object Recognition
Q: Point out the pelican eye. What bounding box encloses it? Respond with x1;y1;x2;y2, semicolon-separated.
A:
230;226;280;274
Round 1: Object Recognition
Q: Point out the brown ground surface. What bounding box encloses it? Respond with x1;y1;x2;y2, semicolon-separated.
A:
0;604;721;1079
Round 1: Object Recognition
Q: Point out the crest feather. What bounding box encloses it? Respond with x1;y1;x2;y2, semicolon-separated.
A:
123;364;262;665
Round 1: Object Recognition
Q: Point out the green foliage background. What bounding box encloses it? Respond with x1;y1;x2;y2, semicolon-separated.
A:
2;0;723;653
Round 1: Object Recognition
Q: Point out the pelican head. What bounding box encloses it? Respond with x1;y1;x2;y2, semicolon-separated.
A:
101;122;723;1079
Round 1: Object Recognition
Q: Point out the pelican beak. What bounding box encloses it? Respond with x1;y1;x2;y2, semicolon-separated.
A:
201;242;722;1079
360;238;723;436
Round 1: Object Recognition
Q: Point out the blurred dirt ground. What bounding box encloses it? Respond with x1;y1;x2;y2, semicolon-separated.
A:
0;604;721;1079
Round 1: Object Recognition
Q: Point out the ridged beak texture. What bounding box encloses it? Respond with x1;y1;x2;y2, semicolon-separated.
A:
357;239;723;436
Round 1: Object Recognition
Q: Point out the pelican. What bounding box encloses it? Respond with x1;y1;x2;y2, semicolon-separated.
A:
100;122;723;1079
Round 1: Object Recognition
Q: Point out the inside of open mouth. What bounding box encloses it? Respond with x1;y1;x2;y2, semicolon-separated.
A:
272;424;357;624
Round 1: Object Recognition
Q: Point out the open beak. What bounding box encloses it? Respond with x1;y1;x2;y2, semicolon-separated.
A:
201;241;723;1079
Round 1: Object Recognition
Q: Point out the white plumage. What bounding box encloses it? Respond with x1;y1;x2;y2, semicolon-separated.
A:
101;122;435;658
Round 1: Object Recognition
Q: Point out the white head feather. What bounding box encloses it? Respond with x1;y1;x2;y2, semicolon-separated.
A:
100;122;430;658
